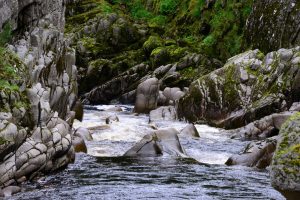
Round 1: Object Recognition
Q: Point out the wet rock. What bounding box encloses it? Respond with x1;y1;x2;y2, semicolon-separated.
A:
124;128;187;157
180;124;200;138
225;137;277;169
231;111;294;139
271;112;300;196
149;106;177;122
134;78;160;113
72;136;87;153
2;186;21;197
74;127;93;141
72;100;84;122
105;115;119;124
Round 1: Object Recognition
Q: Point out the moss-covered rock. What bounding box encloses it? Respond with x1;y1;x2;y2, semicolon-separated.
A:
177;47;300;129
271;112;300;198
143;35;164;55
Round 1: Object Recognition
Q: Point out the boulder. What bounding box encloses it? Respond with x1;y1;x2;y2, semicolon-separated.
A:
124;128;187;157
72;136;87;153
230;111;294;139
72;100;84;122
225;137;277;169
157;91;167;106
180;124;200;138
74;127;93;141
163;87;185;103
271;112;300;197
149;106;177;122
134;78;160;113
178;47;300;129
105;115;119;124
2;186;21;197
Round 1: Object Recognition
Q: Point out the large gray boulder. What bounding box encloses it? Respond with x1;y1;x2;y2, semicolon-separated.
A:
134;78;160;113
124;128;187;157
226;136;277;169
271;112;300;199
178;47;300;129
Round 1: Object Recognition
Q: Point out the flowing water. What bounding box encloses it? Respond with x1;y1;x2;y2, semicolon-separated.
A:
11;105;285;200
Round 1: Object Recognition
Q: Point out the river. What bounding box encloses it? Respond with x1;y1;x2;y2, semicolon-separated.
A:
10;105;285;200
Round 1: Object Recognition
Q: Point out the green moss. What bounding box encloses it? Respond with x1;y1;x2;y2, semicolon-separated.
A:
274;112;300;171
0;137;7;145
0;23;12;47
159;0;180;15
143;36;164;55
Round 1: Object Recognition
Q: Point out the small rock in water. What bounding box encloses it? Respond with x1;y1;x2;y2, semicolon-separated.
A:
124;128;187;157
74;127;93;141
2;186;21;197
72;136;87;153
180;124;200;138
105;115;119;124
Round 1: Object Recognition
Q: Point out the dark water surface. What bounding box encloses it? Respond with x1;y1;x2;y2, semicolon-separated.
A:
10;105;285;200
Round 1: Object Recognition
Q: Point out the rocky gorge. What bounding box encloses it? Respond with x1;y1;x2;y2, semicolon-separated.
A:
0;0;300;199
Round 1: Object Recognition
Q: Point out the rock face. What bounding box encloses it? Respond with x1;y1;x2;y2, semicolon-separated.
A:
245;0;300;53
124;128;187;157
230;111;294;140
134;78;160;113
178;47;300;129
225;137;277;169
271;112;300;196
0;0;78;188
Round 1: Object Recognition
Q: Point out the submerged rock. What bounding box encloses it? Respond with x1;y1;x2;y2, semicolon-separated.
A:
134;78;160;114
180;124;200;138
124;128;187;157
271;112;300;197
226;137;277;169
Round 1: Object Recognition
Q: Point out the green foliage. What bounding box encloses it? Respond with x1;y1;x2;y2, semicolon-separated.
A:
0;23;12;47
149;15;167;27
159;0;179;14
192;0;206;17
0;47;24;91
